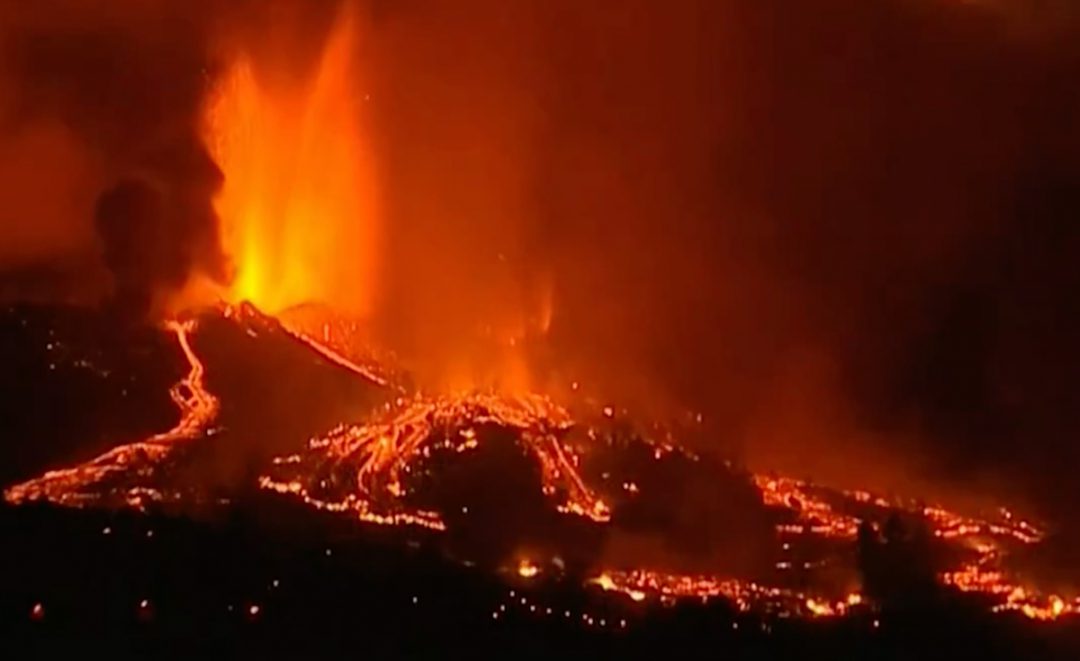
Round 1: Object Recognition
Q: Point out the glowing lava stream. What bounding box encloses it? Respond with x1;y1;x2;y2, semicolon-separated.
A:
588;570;866;619
223;302;389;388
585;476;1079;620
4;320;219;508
260;392;611;531
282;327;388;388
2;311;1076;621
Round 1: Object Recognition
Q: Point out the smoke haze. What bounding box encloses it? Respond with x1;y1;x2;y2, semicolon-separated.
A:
1;0;1078;522
0;0;227;312
366;0;1080;521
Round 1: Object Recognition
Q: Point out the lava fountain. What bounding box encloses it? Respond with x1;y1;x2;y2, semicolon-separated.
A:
204;6;380;317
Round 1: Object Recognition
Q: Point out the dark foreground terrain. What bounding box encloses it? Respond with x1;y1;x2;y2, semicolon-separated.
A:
2;502;1080;660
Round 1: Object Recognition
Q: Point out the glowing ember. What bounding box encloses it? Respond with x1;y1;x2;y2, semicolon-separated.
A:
4;320;218;508
517;559;540;579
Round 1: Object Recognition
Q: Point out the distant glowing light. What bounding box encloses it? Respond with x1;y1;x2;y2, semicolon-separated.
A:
1052;597;1065;617
517;559;540;579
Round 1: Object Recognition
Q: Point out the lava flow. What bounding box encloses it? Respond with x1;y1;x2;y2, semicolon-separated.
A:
587;476;1078;620
588;570;865;618
3;306;1077;623
223;301;390;388
4;320;218;509
260;391;610;531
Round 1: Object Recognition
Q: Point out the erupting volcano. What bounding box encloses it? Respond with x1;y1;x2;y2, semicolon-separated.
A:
3;0;1080;656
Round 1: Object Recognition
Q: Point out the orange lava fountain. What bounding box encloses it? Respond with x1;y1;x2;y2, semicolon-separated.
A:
205;7;379;317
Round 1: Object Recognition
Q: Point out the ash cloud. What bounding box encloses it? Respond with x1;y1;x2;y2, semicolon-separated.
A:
0;1;228;314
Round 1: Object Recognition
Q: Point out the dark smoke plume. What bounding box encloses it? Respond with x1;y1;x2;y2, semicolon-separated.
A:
0;1;228;313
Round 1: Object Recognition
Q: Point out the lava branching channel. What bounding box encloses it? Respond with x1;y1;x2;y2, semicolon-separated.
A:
3;306;1078;622
4;320;218;509
586;477;1076;620
260;392;610;531
1;303;386;511
747;476;1078;619
260;385;1077;620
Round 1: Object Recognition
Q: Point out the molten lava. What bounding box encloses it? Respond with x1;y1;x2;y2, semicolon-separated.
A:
260;391;610;531
223;302;389;387
4;308;1077;622
4;320;218;508
589;570;864;618
205;8;379;317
